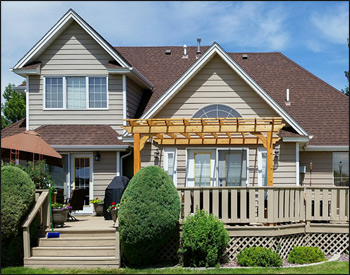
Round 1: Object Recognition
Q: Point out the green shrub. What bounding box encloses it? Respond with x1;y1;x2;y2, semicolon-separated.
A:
118;166;180;266
237;247;283;267
178;208;230;267
288;246;327;264
1;165;36;267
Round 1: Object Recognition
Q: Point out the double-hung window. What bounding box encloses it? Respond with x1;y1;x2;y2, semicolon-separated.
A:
44;76;107;109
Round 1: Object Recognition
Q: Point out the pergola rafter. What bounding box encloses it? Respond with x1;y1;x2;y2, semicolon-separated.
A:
122;117;285;186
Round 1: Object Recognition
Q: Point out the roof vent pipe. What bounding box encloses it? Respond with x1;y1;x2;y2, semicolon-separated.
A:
285;88;291;106
197;38;201;53
182;44;188;59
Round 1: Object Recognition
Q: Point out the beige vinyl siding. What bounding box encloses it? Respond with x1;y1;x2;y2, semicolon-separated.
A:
141;141;297;187
93;151;117;199
300;152;333;186
28;21;124;133
28;74;123;133
126;77;143;119
40;21;112;74
155;54;278;118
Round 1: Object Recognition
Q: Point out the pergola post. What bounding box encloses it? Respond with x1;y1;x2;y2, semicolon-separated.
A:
267;131;274;186
134;133;141;175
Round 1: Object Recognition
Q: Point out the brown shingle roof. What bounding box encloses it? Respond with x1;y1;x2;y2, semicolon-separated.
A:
115;47;349;146
1;118;27;137
2;122;129;147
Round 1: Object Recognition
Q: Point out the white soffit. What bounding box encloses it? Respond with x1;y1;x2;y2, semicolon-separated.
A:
141;42;309;137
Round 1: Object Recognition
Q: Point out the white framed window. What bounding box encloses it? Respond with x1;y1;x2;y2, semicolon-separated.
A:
333;152;349;186
186;149;216;187
193;104;241;118
258;148;267;186
163;148;177;186
217;148;249;186
45;77;63;108
44;76;108;110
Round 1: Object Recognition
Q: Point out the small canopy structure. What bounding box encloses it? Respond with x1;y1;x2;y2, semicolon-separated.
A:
122;117;285;186
1;130;62;167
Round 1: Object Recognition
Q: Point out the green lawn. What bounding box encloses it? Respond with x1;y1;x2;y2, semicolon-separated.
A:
1;261;349;274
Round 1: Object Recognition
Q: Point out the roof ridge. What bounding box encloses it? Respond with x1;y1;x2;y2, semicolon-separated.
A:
1;117;26;131
276;52;347;97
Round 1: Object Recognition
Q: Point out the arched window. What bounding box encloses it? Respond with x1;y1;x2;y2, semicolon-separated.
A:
192;104;241;118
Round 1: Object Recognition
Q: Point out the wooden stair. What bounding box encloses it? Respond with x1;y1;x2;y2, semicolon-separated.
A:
24;229;120;269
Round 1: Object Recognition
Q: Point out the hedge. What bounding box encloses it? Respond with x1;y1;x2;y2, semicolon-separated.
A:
1;165;36;267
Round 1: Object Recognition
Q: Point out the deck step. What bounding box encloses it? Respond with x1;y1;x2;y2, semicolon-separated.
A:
24;256;119;269
39;236;115;247
32;246;115;257
47;229;116;238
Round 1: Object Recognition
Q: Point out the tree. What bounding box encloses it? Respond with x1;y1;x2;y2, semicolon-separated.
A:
1;83;26;129
341;39;349;96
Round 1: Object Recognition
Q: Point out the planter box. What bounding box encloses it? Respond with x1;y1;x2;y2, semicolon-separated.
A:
111;209;118;226
94;202;104;216
52;209;69;227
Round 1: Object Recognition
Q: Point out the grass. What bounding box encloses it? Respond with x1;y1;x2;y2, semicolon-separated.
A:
1;261;349;274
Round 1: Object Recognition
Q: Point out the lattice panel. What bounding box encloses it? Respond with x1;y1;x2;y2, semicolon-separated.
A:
153;232;349;263
226;236;276;262
303;233;349;255
156;233;180;262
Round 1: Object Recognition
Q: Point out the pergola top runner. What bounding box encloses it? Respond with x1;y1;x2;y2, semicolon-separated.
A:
122;117;285;186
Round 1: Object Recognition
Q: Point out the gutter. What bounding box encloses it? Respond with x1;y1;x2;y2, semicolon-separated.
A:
52;145;129;151
303;146;349;152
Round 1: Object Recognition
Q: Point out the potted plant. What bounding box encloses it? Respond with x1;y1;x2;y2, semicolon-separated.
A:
51;202;72;227
90;197;104;216
107;202;120;226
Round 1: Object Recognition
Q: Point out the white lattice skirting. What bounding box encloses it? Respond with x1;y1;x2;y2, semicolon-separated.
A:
157;233;349;262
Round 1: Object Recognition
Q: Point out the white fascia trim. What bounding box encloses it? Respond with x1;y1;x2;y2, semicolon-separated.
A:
52;145;129;151
303;146;349;152
282;137;310;142
107;68;130;74
26;76;29;130
141;42;308;137
130;67;154;89
12;65;41;76
121;136;134;143
123;75;127;126
13;10;129;70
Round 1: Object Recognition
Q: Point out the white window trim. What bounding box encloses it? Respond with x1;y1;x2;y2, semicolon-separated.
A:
70;153;94;214
163;147;177;186
43;75;109;110
185;147;249;187
258;147;267;187
216;148;249;187
332;152;349;186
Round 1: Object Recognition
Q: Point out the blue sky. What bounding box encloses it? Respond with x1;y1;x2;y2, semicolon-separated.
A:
1;1;349;96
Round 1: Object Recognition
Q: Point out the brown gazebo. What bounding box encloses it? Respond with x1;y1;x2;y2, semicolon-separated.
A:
1;130;62;167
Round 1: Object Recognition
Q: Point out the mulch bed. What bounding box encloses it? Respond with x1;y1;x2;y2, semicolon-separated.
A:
221;254;348;268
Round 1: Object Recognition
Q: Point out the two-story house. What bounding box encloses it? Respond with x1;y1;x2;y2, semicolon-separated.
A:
2;9;348;214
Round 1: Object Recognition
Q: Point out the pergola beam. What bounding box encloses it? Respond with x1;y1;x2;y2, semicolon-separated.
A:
125;117;285;182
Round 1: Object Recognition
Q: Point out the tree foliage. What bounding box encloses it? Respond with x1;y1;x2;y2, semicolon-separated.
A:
341;38;349;96
1;83;26;129
118;166;180;266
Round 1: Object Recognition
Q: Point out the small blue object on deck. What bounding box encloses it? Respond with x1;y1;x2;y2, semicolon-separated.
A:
46;232;60;238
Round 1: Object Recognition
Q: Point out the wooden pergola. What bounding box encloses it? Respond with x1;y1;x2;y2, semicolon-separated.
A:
122;117;285;186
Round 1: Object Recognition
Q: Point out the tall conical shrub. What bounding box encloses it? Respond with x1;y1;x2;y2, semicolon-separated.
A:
118;166;180;266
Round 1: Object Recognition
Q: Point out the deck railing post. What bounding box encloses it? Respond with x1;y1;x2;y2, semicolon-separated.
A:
23;228;31;258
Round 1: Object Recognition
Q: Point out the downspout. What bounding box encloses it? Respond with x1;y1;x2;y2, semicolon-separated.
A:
120;150;132;176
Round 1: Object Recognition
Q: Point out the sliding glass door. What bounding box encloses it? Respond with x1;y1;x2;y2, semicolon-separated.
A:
217;149;248;186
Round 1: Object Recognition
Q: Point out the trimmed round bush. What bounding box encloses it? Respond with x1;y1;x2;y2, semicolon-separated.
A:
179;208;230;267
237;247;283;267
118;166;180;266
1;165;36;267
288;246;326;264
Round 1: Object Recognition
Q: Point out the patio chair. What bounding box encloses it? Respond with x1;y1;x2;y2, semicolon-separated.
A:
66;188;87;221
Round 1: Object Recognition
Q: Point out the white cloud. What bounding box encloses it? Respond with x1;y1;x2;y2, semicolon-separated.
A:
310;3;349;44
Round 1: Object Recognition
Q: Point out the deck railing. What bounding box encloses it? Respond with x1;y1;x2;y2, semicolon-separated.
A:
177;186;349;224
22;189;51;258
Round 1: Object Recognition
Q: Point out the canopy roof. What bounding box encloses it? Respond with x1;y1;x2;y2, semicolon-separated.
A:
1;131;62;166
